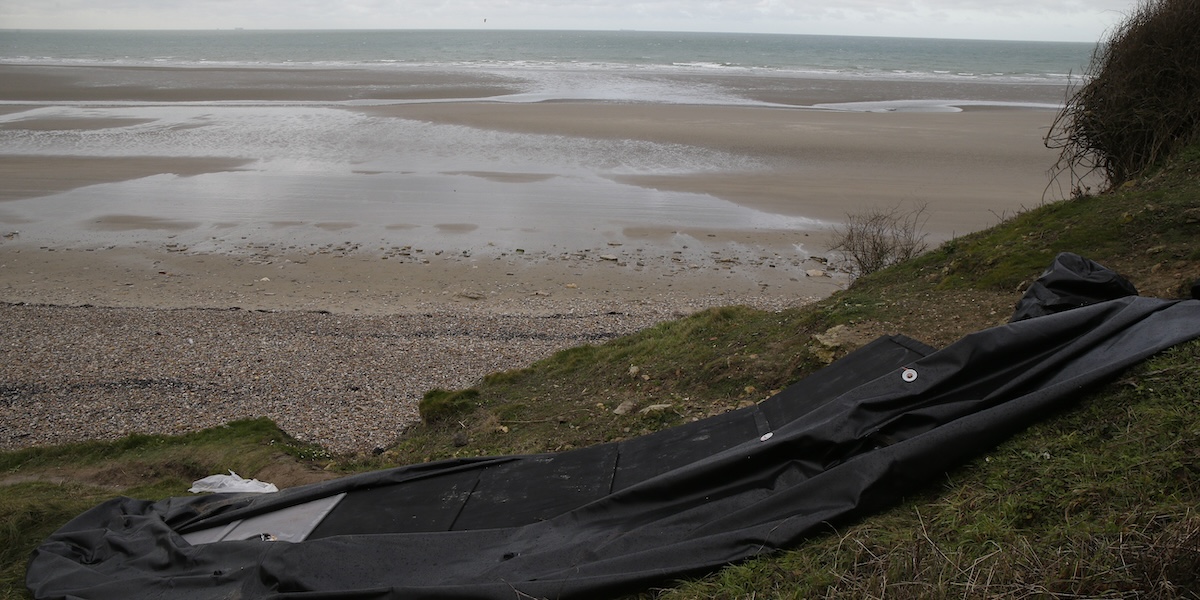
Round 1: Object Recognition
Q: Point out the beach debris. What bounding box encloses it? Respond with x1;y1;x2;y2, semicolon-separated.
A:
189;471;277;494
565;283;578;289
599;254;619;261
613;401;636;415
806;269;828;278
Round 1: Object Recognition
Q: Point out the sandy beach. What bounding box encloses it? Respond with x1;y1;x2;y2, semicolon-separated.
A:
1;63;1067;452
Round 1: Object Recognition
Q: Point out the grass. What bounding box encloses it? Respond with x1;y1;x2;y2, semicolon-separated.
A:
4;147;1200;598
0;419;332;600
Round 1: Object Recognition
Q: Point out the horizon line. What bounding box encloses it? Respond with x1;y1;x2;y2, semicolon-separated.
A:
0;27;1099;45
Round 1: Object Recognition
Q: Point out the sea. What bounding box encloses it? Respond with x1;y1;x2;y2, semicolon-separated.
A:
1;29;1095;104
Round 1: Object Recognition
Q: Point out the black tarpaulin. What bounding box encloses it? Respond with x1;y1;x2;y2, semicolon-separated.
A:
26;257;1200;600
1010;252;1139;321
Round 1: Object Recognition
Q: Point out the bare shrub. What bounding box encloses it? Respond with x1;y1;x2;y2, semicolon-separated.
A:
830;202;929;277
1046;0;1200;195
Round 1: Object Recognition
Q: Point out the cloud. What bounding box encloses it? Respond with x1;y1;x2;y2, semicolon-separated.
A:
0;0;1137;41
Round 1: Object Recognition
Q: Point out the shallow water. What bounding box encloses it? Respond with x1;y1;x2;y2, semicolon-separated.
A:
0;103;821;259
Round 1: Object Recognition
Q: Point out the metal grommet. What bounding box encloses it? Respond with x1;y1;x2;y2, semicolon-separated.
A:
901;368;918;383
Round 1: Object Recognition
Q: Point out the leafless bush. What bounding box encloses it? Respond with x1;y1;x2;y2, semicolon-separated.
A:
830;202;929;277
1046;0;1200;195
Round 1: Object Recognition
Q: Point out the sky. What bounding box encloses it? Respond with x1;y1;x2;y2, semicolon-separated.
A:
0;0;1137;42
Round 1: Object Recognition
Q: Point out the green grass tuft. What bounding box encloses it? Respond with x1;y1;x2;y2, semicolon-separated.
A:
419;388;482;424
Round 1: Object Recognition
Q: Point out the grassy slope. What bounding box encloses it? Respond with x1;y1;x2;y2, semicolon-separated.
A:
0;420;335;599
3;147;1199;599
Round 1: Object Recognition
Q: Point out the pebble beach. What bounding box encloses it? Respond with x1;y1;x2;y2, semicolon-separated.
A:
0;296;812;454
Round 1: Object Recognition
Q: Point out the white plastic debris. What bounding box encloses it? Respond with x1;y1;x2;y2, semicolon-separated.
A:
901;368;918;383
189;470;278;494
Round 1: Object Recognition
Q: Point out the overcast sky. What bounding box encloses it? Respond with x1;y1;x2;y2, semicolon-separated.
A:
1;0;1136;42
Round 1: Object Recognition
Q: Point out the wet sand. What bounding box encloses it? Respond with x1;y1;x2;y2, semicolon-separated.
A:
0;64;523;103
0;155;254;202
369;102;1060;233
0;63;1064;315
